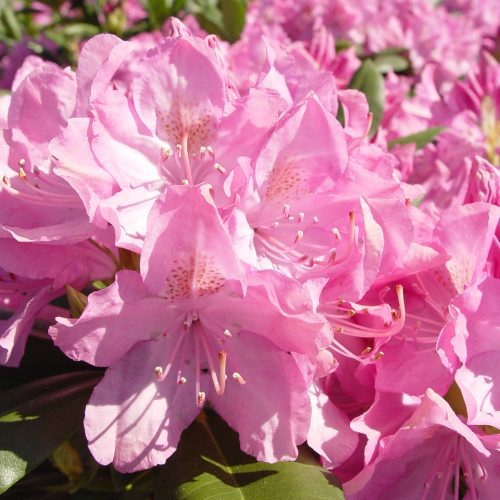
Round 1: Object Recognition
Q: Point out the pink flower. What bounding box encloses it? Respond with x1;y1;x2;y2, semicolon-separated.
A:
438;276;500;428
50;185;330;471
344;389;498;500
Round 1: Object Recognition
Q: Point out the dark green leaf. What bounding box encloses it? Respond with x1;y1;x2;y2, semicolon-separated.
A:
336;100;345;127
220;0;246;42
0;372;99;494
373;53;409;73
388;126;446;150
155;410;343;499
145;0;186;29
348;59;385;137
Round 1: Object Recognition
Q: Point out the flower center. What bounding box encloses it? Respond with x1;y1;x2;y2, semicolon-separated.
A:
153;312;246;408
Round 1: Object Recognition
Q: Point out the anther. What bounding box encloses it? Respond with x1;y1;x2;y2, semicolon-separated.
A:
271;221;280;229
176;144;182;157
206;146;214;158
232;372;246;384
297;212;305;223
332;228;341;240
178;376;187;385
214;162;226;174
313;216;319;224
18;167;27;180
181;179;189;185
334;327;344;333
2;176;10;186
294;230;304;244
197;391;206;407
361;346;372;355
161;147;173;161
283;204;290;217
223;329;232;338
19;158;26;167
155;367;163;381
199;146;206;159
371;351;384;361
436;472;444;479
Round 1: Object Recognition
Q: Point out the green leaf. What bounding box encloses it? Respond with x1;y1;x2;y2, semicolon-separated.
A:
372;53;409;73
388;126;446;150
155;410;343;499
56;23;100;38
187;0;246;42
1;5;23;41
348;59;385;137
0;372;99;494
145;0;186;29
336;100;345;127
219;0;246;42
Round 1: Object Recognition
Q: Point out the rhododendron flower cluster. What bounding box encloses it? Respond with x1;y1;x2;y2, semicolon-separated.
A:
0;2;499;497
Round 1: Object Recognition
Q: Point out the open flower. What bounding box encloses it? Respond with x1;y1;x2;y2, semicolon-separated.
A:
50;185;330;471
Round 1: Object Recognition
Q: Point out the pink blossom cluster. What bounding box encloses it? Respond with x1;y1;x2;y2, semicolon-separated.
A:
0;7;499;498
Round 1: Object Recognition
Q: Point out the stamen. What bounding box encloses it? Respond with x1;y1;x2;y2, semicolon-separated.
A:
218;351;227;394
154;330;187;382
214;162;226;174
18;167;27;180
199;330;221;394
195;332;201;407
294;230;304;244
232;372;246;384
197;391;206;408
161;147;173;161
180;133;194;185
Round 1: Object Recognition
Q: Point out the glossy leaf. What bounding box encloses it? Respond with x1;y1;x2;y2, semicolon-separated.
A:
373;53;409;73
348;59;385;137
155;410;344;499
388;126;446;150
0;372;99;494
